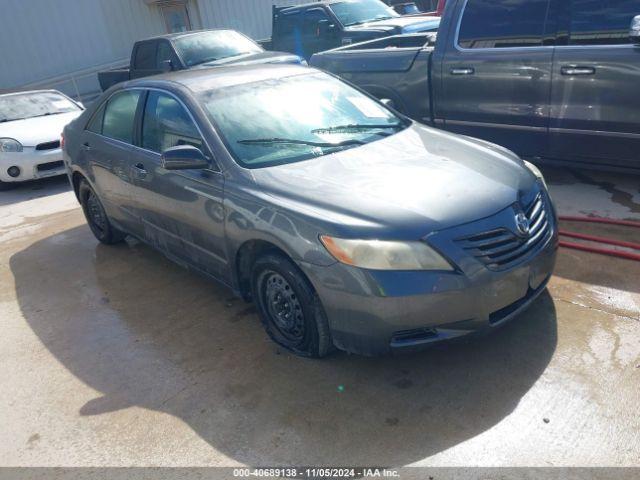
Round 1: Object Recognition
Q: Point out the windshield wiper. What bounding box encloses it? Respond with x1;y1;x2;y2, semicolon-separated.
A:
237;137;365;148
311;123;404;135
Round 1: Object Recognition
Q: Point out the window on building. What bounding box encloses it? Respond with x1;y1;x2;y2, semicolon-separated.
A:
142;91;203;153
102;91;141;144
161;4;192;33
458;0;552;49
569;0;637;46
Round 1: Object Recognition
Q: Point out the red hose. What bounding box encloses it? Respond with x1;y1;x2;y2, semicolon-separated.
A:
557;215;640;261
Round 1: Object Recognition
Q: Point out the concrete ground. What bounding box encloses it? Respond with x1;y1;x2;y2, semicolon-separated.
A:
0;167;638;468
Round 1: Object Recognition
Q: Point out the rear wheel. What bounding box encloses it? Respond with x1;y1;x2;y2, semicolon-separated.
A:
79;179;125;245
251;253;333;358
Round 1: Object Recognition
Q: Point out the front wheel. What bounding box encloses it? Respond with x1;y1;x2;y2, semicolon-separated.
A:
79;179;126;245
251;253;333;358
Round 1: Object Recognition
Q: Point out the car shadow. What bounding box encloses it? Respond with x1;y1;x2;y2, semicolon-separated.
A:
0;175;71;207
10;225;558;466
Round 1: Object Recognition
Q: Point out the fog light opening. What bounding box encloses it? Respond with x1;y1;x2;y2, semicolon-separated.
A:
7;166;21;178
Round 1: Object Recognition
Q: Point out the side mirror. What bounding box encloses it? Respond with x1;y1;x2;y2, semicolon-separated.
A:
630;15;640;44
161;59;173;73
161;145;209;170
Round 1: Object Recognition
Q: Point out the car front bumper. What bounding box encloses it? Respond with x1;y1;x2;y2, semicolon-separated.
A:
0;148;66;183
300;190;559;356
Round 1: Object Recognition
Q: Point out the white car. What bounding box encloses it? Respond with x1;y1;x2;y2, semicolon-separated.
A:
0;90;83;190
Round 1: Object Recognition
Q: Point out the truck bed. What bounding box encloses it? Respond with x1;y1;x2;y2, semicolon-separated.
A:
310;33;435;122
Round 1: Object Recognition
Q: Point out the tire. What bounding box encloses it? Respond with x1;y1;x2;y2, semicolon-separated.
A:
78;179;126;245
251;253;333;358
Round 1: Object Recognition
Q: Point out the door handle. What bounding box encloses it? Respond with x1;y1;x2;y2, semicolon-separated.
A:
82;142;92;151
450;67;475;75
561;66;596;76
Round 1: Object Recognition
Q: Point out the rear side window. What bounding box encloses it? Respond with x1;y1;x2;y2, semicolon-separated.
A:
141;91;203;153
86;103;106;134
134;42;157;70
569;0;638;45
102;90;142;144
458;0;552;49
276;12;302;36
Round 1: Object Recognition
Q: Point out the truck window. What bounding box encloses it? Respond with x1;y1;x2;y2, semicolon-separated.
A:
102;91;142;144
134;42;157;70
156;41;175;69
303;9;331;35
142;91;203;153
569;0;638;45
458;0;552;49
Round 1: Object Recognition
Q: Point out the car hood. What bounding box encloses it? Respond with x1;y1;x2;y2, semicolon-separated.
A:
198;51;303;68
345;16;440;33
0;111;82;147
251;124;537;239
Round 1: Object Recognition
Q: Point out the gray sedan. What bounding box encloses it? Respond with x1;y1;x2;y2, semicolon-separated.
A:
62;64;557;357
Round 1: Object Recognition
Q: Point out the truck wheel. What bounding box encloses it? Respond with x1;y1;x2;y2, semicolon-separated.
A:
78;179;126;245
251;253;333;358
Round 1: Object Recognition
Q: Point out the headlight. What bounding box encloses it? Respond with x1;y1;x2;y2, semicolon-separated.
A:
524;160;547;189
320;236;453;271
0;138;23;153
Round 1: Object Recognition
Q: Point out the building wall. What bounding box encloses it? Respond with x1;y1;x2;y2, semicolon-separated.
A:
0;0;309;99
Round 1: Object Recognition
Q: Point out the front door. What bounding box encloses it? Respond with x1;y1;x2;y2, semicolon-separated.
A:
437;0;556;159
549;0;640;168
128;90;227;279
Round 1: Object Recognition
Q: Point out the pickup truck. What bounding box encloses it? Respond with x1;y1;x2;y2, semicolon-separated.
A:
262;0;440;60
98;29;303;91
311;0;640;171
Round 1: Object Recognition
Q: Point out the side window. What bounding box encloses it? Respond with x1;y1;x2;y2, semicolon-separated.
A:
134;42;157;70
86;102;106;134
102;90;141;144
275;12;299;36
570;0;637;46
458;0;552;49
156;41;175;70
303;9;330;36
142;91;203;153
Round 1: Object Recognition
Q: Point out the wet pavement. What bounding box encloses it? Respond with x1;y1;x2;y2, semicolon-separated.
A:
0;168;638;467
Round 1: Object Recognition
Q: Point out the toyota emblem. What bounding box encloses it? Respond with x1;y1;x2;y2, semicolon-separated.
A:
515;212;530;236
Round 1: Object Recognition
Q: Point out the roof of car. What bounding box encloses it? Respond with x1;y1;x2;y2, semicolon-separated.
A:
136;28;239;43
126;64;316;93
278;0;344;12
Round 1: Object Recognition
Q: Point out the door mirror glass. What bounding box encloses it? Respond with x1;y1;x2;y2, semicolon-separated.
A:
161;145;209;170
631;15;640;43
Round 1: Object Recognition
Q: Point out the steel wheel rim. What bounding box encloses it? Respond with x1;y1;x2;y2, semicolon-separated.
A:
263;272;305;343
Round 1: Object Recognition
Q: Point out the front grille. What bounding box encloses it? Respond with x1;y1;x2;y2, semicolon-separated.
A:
455;193;551;271
37;160;64;172
35;140;61;151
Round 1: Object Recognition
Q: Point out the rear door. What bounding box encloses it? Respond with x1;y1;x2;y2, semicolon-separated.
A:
127;89;228;279
438;0;556;159
549;0;640;168
81;90;143;234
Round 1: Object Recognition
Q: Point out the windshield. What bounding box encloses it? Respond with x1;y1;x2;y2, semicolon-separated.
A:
198;72;407;168
330;0;399;26
0;91;80;123
173;30;262;67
